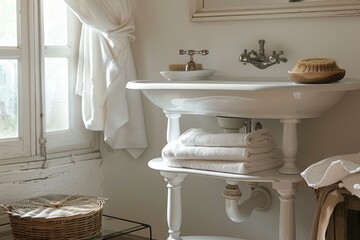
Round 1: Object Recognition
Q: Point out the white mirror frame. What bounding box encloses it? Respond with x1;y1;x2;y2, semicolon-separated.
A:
190;0;360;22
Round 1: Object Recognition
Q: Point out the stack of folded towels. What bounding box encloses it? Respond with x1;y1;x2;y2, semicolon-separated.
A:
162;128;283;174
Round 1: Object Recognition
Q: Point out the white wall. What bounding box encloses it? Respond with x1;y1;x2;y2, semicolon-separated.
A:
102;1;360;239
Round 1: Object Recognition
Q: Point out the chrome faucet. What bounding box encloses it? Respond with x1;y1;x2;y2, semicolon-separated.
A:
239;40;287;69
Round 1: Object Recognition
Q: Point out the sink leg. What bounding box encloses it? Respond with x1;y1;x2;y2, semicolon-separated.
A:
165;112;181;143
273;182;299;240
161;171;187;240
279;119;301;174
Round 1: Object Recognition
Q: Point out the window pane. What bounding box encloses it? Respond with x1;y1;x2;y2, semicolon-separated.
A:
43;0;68;46
45;58;69;132
0;60;18;139
0;0;17;46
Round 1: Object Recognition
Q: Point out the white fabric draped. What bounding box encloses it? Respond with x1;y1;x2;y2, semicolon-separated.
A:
64;0;147;158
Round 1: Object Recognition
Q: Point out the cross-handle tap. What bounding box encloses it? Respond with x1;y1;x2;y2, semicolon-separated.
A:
239;49;258;63
239;49;249;63
179;49;209;71
269;50;287;64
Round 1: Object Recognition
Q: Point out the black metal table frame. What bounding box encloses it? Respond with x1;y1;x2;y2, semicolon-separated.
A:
100;214;153;240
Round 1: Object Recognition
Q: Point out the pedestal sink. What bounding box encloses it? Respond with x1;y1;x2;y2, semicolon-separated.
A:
126;77;360;174
127;77;360;240
127;78;360;119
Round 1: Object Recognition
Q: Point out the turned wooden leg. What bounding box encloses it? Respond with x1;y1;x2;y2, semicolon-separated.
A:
161;171;187;240
279;119;301;174
273;182;299;240
165;112;181;143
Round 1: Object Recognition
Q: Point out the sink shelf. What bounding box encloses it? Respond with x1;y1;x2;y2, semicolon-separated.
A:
153;156;302;240
149;158;303;183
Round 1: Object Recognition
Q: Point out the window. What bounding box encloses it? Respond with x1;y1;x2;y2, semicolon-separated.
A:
0;0;96;161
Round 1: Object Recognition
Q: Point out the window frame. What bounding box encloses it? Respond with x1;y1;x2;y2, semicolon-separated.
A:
0;0;98;163
0;0;32;159
39;0;96;154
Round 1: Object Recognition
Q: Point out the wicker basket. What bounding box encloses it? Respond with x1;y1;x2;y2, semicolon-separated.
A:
2;194;106;240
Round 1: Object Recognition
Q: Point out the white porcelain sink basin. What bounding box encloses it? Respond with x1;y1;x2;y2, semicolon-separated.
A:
126;78;360;119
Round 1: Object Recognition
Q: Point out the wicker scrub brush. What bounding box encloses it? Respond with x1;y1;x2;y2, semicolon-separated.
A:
168;63;203;71
288;58;345;84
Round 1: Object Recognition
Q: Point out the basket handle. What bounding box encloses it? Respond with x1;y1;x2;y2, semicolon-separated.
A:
1;204;11;213
49;201;62;208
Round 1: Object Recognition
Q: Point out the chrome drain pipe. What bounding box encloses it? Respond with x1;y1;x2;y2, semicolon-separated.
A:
222;182;271;223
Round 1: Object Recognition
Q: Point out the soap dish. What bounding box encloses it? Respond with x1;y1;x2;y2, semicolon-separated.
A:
160;69;216;81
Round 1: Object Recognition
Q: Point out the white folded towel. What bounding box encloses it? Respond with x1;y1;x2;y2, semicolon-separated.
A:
301;152;360;198
341;173;360;198
178;128;272;148
162;141;277;161
165;156;283;174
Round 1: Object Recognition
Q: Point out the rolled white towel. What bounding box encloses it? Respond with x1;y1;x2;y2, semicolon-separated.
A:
162;141;278;161
178;128;273;148
165;156;283;174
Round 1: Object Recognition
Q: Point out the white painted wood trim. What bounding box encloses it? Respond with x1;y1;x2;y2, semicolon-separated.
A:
164;112;181;144
279;119;301;175
190;0;360;22
161;172;186;240
272;182;299;240
0;158;102;184
0;0;32;160
0;148;100;168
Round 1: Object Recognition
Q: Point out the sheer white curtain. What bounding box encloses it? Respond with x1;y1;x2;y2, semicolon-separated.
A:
64;0;147;158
